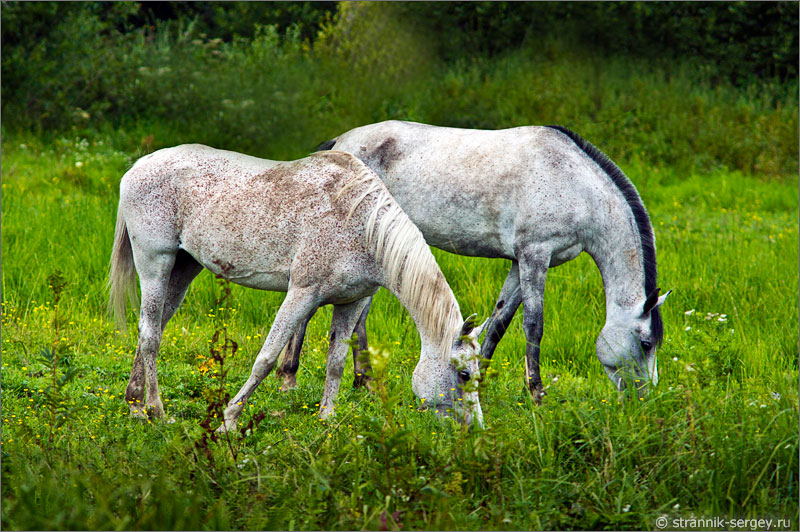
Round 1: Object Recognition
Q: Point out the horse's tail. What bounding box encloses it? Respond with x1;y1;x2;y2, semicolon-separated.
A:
314;138;337;152
108;203;137;332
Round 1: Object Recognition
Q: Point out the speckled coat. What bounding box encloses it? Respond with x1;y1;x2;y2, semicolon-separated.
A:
109;145;485;430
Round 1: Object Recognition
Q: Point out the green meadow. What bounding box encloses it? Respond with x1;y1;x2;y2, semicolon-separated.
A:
2;3;798;530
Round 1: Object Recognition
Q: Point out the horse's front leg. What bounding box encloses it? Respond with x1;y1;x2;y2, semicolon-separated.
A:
219;287;319;433
320;297;372;419
517;245;551;405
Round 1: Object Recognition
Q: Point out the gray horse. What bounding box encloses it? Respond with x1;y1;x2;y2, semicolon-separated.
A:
109;145;486;430
278;121;670;401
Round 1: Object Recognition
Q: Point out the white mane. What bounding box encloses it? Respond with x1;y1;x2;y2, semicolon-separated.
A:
328;152;462;361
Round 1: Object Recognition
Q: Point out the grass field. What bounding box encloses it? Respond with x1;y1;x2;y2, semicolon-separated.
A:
1;131;798;530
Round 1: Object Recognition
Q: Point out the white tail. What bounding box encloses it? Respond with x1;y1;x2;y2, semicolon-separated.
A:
107;204;137;331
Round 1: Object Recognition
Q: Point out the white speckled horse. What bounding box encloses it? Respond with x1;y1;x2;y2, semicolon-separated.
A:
109;145;486;430
279;121;671;401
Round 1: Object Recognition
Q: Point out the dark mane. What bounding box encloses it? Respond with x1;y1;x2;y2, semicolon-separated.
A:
314;138;337;152
545;125;663;346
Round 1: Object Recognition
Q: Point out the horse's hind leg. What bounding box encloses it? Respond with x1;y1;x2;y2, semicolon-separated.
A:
275;308;318;392
220;287;319;432
351;296;373;389
126;251;202;416
517;246;551;405
125;250;176;418
320;297;371;419
480;261;522;363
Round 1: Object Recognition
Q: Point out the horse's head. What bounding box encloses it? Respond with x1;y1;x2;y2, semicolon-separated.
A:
412;316;487;428
596;288;671;397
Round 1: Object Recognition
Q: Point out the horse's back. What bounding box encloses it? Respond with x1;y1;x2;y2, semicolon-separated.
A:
332;122;600;258
119;145;381;291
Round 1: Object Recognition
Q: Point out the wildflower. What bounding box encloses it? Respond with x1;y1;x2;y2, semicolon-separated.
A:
771;392;781;401
684;309;695;316
622;504;631;512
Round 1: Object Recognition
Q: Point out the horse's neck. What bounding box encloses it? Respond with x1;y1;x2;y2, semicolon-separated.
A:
585;201;647;318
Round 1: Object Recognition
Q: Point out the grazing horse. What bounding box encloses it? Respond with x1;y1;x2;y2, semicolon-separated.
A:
108;145;486;430
279;121;670;402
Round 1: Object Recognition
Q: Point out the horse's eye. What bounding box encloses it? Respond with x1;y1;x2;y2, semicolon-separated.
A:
640;340;653;352
459;370;470;381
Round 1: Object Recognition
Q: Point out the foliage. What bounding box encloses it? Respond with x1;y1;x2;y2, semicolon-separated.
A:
388;1;799;84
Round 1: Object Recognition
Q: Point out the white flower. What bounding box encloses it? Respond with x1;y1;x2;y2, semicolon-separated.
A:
760;404;767;408
685;326;691;331
622;504;631;513
717;316;727;323
772;392;781;400
672;356;679;362
75;161;83;168
673;503;680;510
684;309;695;315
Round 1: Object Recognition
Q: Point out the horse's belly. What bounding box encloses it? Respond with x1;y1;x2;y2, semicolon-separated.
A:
179;225;293;292
187;244;291;291
226;271;289;291
403;200;514;258
550;243;583;267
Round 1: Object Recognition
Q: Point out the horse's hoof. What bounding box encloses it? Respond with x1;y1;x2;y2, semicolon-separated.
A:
146;404;165;419
279;375;297;392
216;419;237;433
528;384;546;405
129;407;148;419
352;373;373;390
318;405;335;421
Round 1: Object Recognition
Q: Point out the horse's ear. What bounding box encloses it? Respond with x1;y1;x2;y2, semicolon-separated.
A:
642;288;672;317
471;318;489;340
460;315;488;341
460;314;478;337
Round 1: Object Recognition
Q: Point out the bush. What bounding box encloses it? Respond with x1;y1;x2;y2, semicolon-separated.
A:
1;2;797;176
